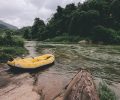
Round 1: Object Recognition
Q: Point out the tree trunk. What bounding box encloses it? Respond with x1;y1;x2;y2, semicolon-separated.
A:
54;70;99;100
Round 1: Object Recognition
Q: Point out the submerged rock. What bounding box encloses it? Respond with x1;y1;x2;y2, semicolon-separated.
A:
78;40;88;44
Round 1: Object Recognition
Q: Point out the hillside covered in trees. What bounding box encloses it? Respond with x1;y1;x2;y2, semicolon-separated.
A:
21;0;120;44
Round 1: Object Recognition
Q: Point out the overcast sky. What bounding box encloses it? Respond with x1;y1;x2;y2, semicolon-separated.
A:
0;0;84;28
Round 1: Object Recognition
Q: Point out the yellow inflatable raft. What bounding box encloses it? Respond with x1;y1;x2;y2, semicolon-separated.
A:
7;54;55;69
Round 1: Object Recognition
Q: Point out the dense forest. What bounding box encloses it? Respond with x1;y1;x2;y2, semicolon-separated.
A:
20;0;120;44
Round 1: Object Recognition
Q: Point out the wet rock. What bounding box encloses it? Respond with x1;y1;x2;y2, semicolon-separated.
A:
78;40;88;44
0;73;40;100
35;73;70;100
0;77;10;88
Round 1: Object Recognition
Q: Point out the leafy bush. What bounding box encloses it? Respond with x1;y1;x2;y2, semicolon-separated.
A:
0;47;27;63
0;53;12;63
0;47;26;55
0;32;27;63
117;31;120;36
1;48;15;54
92;26;120;44
98;82;116;100
13;36;24;47
0;34;24;47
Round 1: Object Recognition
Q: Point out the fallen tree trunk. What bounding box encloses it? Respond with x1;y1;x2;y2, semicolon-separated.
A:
54;70;99;100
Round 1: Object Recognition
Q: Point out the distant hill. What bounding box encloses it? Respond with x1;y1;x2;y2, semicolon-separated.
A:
0;20;18;30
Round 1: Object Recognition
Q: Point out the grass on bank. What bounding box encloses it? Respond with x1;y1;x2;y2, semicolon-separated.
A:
0;47;27;63
0;34;25;46
0;34;27;63
98;82;117;100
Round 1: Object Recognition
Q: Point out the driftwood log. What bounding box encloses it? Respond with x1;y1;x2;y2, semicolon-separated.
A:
54;70;99;100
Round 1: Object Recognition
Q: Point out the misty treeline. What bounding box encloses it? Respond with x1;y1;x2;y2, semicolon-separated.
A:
19;0;120;44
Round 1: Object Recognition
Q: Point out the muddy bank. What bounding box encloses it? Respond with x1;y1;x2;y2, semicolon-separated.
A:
0;73;40;100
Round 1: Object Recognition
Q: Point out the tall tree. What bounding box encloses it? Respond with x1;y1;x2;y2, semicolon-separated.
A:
69;10;100;36
31;18;45;39
111;0;120;20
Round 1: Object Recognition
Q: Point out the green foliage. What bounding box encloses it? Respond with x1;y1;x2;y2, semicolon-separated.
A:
92;26;120;44
0;31;27;63
16;26;31;37
19;27;31;39
31;18;45;39
117;31;120;36
0;47;27;56
45;36;81;42
111;0;120;20
69;10;100;36
47;4;76;36
0;31;24;46
0;47;27;63
19;18;45;40
1;47;16;54
98;82;116;100
0;53;12;63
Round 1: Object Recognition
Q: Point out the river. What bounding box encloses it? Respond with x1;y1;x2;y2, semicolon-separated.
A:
0;41;120;100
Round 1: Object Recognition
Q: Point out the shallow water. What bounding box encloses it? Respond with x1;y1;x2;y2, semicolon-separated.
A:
24;41;38;57
36;42;120;99
0;41;120;100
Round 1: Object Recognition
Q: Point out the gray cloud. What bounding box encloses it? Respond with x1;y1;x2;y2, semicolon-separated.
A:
0;0;84;28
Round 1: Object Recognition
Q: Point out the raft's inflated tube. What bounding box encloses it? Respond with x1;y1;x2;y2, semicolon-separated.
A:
7;54;55;69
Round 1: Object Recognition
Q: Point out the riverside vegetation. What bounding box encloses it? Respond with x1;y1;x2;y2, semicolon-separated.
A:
0;31;27;63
